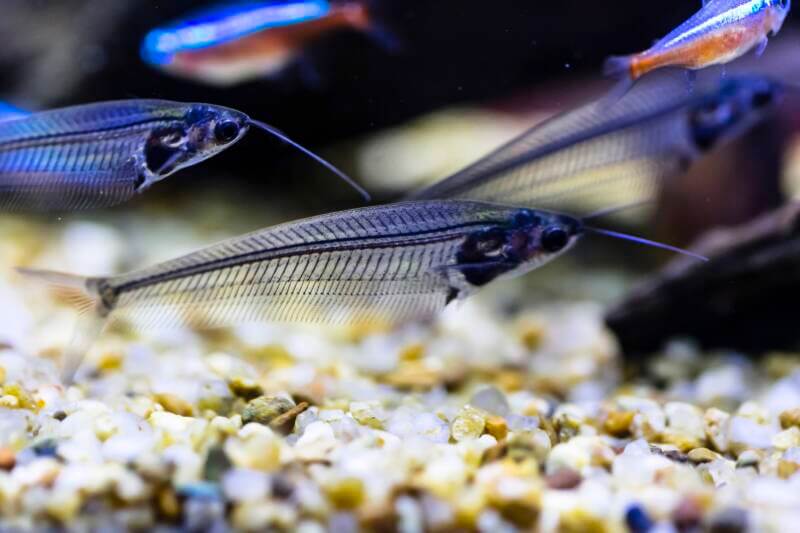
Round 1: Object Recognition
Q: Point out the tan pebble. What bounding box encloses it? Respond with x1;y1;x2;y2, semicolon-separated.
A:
517;319;546;350
1;383;39;411
383;362;441;390
399;342;425;362
764;353;800;378
779;408;800;430
0;366;5;384
661;434;703;453
485;416;508;440
492;370;525;392
157;487;181;521
778;460;800;479
497;500;539;529
558;509;605;533
197;395;234;416
269;402;309;434
45;491;82;524
228;377;264;401
246;344;295;369
545;468;582;490
324;478;364;510
451;408;486;442
603;411;634;437
704;408;730;453
241;396;295;426
688;448;720;463
154;393;194;417
96;351;123;372
0;448;15;470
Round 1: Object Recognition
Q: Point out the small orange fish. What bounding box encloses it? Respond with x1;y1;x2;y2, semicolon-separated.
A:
142;1;381;86
605;0;791;82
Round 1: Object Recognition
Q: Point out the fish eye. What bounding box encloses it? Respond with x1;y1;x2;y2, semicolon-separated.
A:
214;121;240;143
541;226;569;253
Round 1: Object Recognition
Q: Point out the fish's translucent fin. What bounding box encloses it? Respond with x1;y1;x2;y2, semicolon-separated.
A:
604;55;634;80
16;268;107;383
755;37;768;57
16;268;99;315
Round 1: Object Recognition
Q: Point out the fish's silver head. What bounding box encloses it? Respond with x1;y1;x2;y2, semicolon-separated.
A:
139;104;250;189
453;209;582;289
688;76;782;153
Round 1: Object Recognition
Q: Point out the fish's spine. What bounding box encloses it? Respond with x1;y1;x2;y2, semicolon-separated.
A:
111;221;498;296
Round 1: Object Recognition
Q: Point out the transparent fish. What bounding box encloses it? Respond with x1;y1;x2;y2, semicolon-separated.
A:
409;75;783;218
0;99;368;211
18;200;580;378
605;0;791;83
21;196;707;381
142;0;383;86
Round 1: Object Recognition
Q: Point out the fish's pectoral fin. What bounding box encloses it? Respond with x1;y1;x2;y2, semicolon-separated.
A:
755;37;769;57
433;259;517;304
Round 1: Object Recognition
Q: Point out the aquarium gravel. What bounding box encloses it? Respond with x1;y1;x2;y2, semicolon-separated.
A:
0;213;797;532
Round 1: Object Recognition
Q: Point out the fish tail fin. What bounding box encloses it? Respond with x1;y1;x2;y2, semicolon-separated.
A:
16;268;108;383
16;268;102;315
603;54;635;80
600;55;637;105
346;0;402;52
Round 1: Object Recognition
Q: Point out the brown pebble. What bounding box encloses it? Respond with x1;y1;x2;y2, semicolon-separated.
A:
481;441;508;464
545;468;582;490
156;487;181;521
778;459;800;479
0;448;15;471
779;408;800;429
270;402;310;434
672;497;703;531
485;416;508;440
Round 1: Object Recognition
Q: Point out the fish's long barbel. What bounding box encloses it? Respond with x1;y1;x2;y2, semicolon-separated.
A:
0;99;368;211
248;119;370;200
18;198;706;382
409;74;785;219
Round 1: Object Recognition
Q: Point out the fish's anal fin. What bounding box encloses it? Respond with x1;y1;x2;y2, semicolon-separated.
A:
15;267;106;384
755;37;769;57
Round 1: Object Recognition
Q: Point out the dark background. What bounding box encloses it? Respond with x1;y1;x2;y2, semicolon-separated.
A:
0;0;797;212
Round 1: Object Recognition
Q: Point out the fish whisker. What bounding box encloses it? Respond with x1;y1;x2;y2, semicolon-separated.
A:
248;119;371;202
584;226;708;262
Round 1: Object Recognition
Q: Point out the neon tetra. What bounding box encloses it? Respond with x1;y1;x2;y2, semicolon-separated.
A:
142;0;378;86
605;0;791;83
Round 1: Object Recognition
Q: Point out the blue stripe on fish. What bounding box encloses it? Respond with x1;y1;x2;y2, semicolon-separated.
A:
142;0;331;65
0;102;30;122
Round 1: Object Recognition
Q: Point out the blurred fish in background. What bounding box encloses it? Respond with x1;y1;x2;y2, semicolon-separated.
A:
605;0;791;87
0;102;28;122
141;0;391;86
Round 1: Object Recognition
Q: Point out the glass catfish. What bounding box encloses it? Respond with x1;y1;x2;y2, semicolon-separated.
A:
410;75;784;218
605;0;791;84
0;99;368;211
20;199;702;381
142;0;381;86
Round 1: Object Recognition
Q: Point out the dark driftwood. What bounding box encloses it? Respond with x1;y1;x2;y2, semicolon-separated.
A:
606;202;800;355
